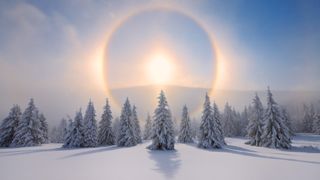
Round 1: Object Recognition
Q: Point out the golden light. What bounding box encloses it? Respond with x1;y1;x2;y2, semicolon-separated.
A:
101;5;222;114
145;52;176;85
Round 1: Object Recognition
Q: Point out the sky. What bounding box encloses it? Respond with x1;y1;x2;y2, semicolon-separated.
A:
0;0;320;124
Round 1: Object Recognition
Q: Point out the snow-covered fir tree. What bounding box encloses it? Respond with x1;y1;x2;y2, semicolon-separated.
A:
116;98;137;147
132;105;142;143
302;104;315;133
246;94;264;146
112;117;120;141
11;99;43;147
212;102;225;145
178;105;194;143
313;113;320;135
281;108;294;136
39;113;49;143
172;116;180;137
49;126;59;143
82;100;98;147
261;88;291;149
239;107;249;136
198;93;221;149
148;91;175;150
0;105;21;147
63;110;84;148
98;99;115;146
190;118;200;140
143;113;152;140
50;118;68;143
222;103;237;137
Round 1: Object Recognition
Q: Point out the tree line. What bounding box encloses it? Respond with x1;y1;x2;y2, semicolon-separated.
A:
1;88;320;150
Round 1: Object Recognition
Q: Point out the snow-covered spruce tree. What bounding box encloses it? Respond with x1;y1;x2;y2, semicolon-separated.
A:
190;118;200;140
112;117;120;142
246;94;264;146
98;99;115;146
239;107;249;136
11;99;43;147
49;126;59;143
261;88;291;149
143;113;152;140
39;113;49;143
302;104;315;133
172;117;179;137
148;91;175;150
178;105;193;143
52;118;68;143
222;103;237;137
198;93;221;149
313;113;320;135
281;108;294;136
116;98;137;147
212;102;225;145
63;110;84;148
0;105;21;147
82;100;98;147
132;105;142;143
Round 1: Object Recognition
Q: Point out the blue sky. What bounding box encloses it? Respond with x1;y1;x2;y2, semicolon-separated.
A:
0;0;319;122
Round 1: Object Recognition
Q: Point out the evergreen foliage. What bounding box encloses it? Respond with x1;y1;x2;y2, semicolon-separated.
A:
148;91;175;150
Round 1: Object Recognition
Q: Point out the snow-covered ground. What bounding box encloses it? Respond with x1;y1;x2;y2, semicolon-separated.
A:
0;134;319;180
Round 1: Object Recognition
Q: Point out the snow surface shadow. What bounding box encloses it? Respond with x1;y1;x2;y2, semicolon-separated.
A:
60;146;120;159
293;134;320;142
148;150;181;179
282;146;320;153
221;146;320;165
187;143;320;165
0;147;66;157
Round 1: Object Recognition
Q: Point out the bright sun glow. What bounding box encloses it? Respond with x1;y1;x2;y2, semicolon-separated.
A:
146;52;175;85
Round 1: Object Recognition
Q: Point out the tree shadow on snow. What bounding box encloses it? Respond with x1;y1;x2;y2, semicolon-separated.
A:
187;143;320;165
282;145;320;154
220;146;320;165
0;147;66;157
148;149;181;179
60;146;120;159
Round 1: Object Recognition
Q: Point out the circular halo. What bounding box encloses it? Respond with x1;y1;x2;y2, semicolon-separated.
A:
101;5;220;115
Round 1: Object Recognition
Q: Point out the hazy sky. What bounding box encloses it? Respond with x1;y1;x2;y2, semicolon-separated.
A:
0;0;319;123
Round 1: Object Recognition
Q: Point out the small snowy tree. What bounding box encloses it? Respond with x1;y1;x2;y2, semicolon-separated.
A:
212;102;225;145
116;98;136;147
239;107;249;136
261;88;291;149
11;99;43;147
198;93;221;149
132;105;142;143
281;108;294;136
302;104;315;133
39;113;49;143
222;103;237;137
148;91;175;150
143;113;152;140
112;117;120;142
51;118;68;143
98;99;115;146
178;105;194;143
190;118;200;140
82;100;98;147
313;113;320;135
49;126;59;143
0;105;21;147
63;110;84;148
246;94;264;146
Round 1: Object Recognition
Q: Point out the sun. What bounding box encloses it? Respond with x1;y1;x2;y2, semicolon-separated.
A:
145;52;175;85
